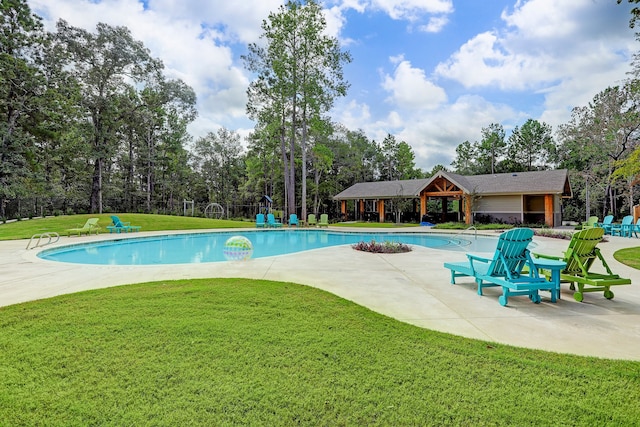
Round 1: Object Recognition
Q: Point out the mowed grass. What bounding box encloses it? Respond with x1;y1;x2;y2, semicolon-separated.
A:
614;246;640;270
0;213;254;240
1;279;639;426
332;221;420;228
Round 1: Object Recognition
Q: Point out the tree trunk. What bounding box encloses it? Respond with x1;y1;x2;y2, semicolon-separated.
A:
301;119;307;220
90;158;103;213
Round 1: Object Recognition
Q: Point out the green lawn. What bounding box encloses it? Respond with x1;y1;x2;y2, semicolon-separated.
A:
332;221;420;228
1;279;639;426
0;213;254;240
614;246;640;269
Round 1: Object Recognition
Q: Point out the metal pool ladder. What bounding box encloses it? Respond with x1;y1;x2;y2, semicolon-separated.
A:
452;226;477;240
26;232;60;250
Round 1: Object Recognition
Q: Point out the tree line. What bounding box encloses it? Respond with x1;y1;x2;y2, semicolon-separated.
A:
2;0;639;223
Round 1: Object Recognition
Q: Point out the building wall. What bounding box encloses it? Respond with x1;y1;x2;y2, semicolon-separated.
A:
473;194;561;225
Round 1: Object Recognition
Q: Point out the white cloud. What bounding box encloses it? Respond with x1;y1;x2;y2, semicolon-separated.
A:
396;95;517;169
419;15;449;33
369;0;453;20
333;91;517;171
436;0;633;89
434;31;560;91
333;99;372;132
382;58;447;109
146;0;282;43
433;0;634;140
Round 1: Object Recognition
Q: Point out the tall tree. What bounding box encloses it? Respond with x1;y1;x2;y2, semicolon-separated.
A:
612;145;640;213
619;0;640;28
507;119;555;171
478;123;506;174
0;0;46;217
377;134;419;180
54;20;163;213
192;128;244;216
450;140;477;175
557;84;640;217
244;0;350;220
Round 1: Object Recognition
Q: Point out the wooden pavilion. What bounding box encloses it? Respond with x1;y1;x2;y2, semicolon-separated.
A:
333;169;573;227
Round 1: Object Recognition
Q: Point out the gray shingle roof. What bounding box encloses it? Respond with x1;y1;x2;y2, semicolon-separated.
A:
451;169;571;195
333;178;431;199
333;169;571;200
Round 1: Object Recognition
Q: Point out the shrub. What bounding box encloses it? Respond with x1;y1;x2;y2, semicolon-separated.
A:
352;240;412;253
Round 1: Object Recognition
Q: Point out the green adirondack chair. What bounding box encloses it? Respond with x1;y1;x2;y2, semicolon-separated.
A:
534;227;631;302
318;214;329;227
581;216;598;229
66;217;101;236
444;228;553;306
307;214;317;227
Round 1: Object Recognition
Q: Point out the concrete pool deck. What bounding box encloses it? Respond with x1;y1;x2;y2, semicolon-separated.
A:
1;227;639;361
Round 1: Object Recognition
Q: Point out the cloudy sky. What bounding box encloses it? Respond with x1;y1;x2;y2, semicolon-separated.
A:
27;0;637;171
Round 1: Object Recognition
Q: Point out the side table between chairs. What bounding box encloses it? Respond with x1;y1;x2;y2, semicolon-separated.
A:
532;259;567;302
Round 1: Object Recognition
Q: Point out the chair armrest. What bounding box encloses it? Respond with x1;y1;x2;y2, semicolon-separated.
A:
467;253;490;264
532;252;563;261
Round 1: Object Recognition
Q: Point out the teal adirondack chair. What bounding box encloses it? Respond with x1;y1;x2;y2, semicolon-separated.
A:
610;215;633;237
632;217;640;238
288;214;299;227
256;213;266;228
107;215;141;233
267;213;282;228
444;228;553;306
596;215;614;235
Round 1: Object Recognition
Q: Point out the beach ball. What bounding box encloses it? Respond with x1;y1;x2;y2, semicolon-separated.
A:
223;235;254;261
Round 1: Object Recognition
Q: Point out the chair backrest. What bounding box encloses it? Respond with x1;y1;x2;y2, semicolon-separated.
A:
319;214;329;224
620;215;633;226
256;213;265;224
289;214;298;224
111;215;124;227
563;227;604;275
87;218;99;227
602;215;614;225
486;228;535;279
307;214;317;224
585;216;598;227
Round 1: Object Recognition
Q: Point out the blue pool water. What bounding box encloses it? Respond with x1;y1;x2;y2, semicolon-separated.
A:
38;230;500;265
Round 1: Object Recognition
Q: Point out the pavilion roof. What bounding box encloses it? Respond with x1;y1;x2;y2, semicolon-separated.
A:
333;169;572;200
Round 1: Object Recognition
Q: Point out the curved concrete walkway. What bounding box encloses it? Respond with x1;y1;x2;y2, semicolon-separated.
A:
1;228;639;360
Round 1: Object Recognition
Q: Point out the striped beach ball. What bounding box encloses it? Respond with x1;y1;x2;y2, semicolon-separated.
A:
223;235;254;261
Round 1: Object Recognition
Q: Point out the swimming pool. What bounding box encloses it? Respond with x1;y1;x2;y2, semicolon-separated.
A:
38;230;501;265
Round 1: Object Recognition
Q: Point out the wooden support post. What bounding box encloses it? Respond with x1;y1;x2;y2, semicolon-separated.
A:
464;195;472;225
544;194;554;227
378;200;385;223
